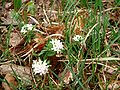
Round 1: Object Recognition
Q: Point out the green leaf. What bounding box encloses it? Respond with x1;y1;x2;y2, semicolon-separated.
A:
27;1;36;15
38;50;46;56
115;0;120;5
13;0;22;11
2;0;5;7
46;51;56;57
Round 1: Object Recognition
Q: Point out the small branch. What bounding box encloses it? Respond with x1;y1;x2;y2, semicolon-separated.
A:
100;7;120;14
43;4;50;25
85;62;118;71
28;16;39;25
21;43;40;57
58;57;120;62
0;60;15;65
45;34;64;39
47;9;87;14
80;57;120;62
0;23;18;26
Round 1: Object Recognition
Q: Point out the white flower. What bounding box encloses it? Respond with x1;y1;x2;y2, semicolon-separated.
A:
21;24;34;34
32;59;50;75
50;39;64;53
73;35;83;42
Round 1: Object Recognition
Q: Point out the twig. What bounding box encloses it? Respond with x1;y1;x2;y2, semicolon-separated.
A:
58;57;120;62
0;60;15;65
49;76;58;87
43;4;50;25
46;7;120;15
34;29;46;35
31;68;37;87
0;23;18;26
102;71;107;86
85;62;117;71
80;57;120;62
21;43;40;57
100;7;120;14
47;9;87;14
28;16;39;24
41;74;46;88
45;34;64;39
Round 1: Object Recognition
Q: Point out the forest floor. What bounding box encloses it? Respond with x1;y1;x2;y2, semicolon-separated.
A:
0;0;120;90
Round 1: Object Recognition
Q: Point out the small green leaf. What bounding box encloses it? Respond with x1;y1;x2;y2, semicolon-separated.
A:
13;0;22;11
38;50;46;56
46;51;56;57
27;1;36;15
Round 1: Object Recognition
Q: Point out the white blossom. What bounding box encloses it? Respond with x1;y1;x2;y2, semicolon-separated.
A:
32;59;50;75
73;35;83;42
50;39;64;53
21;24;34;34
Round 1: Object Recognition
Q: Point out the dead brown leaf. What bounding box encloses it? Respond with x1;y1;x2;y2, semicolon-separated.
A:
0;64;32;81
63;70;73;84
10;32;46;58
74;10;88;35
10;30;23;47
58;67;76;84
0;11;17;25
33;33;46;52
2;73;18;90
74;17;85;35
45;25;64;35
108;81;120;90
34;33;46;44
10;34;25;56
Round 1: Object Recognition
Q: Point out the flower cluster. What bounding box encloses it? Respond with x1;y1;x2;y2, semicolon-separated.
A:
50;39;64;53
21;24;34;34
32;59;50;75
73;35;83;42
